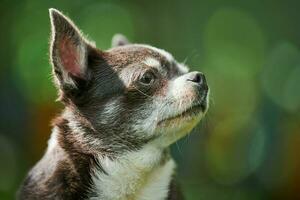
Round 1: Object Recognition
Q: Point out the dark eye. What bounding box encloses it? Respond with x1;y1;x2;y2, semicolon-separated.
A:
140;71;155;85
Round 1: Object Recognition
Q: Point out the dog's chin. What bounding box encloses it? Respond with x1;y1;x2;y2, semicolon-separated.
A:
154;100;208;146
158;104;206;126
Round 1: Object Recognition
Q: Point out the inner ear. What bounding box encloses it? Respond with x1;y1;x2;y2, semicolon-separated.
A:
58;36;86;78
111;34;130;47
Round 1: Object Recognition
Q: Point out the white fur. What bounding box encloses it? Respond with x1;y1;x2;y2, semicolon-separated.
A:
143;57;168;76
90;144;175;200
178;63;189;74
45;127;59;154
62;109;107;149
154;75;200;124
135;44;174;62
29;128;61;182
112;34;129;47
143;57;161;68
135;159;175;200
99;99;121;124
138;45;189;76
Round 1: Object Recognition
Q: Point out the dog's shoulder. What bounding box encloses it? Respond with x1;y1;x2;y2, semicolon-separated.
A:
18;128;98;200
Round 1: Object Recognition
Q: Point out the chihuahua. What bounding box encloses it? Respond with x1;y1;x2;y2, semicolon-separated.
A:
18;8;209;200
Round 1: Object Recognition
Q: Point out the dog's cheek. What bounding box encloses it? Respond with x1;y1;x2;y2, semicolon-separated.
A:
152;78;196;123
154;79;169;97
118;98;157;136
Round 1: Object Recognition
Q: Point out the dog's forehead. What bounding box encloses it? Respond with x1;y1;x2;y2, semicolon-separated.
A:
106;44;175;70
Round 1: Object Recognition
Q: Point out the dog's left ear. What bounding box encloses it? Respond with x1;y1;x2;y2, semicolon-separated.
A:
49;8;95;90
111;33;130;47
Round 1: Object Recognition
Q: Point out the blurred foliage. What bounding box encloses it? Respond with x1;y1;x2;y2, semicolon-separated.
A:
0;0;300;199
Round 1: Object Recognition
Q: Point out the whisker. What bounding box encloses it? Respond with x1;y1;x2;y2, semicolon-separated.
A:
175;138;183;157
132;85;154;99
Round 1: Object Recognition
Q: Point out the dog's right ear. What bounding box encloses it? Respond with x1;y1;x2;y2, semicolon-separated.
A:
111;34;130;47
49;8;97;99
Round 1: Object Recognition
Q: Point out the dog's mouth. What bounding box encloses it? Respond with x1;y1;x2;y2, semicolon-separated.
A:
158;99;207;125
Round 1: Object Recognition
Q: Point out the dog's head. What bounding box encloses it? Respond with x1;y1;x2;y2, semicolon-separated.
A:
49;9;209;153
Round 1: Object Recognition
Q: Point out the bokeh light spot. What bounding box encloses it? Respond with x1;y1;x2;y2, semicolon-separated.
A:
205;119;266;185
13;6;56;104
203;8;265;77
79;3;134;50
262;42;300;112
0;135;18;192
203;8;264;125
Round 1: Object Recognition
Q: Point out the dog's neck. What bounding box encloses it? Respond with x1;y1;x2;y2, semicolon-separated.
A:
37;111;176;200
91;143;175;200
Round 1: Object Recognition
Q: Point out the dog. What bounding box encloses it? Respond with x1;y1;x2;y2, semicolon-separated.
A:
18;8;209;200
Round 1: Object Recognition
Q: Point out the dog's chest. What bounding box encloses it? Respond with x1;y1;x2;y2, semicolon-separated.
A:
90;146;175;200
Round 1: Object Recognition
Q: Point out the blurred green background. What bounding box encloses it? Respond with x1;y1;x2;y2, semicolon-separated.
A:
1;0;300;199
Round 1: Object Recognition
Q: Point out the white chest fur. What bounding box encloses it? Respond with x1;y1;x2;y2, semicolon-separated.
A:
90;145;175;200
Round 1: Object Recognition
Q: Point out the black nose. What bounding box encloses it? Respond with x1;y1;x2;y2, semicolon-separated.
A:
186;72;206;85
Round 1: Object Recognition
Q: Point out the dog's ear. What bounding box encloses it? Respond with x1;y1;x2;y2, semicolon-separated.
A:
111;34;130;47
49;8;94;93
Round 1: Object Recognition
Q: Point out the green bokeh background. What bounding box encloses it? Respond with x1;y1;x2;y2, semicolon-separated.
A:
1;0;300;199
